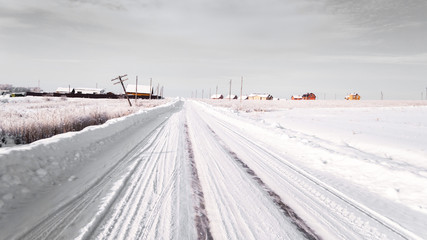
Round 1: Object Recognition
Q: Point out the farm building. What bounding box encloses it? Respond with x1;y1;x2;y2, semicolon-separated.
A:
238;95;248;100
126;84;153;98
291;95;302;100
302;93;316;100
74;88;105;94
345;93;361;100
248;93;273;100
225;95;238;100
211;94;224;99
0;90;10;95
56;87;72;94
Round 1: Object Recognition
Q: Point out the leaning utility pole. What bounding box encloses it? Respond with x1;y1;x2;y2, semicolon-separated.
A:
111;74;132;107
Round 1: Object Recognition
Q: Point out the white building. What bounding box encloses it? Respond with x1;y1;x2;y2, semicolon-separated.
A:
74;88;105;94
126;84;153;97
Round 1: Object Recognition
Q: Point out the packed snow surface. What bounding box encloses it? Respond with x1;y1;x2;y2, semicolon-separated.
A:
0;99;426;239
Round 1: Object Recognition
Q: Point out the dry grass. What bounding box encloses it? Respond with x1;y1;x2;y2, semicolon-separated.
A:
0;97;170;147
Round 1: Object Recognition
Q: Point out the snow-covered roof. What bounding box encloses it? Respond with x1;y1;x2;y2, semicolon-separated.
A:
225;95;237;99
56;87;72;93
211;94;223;99
126;84;152;94
249;93;272;98
74;88;105;94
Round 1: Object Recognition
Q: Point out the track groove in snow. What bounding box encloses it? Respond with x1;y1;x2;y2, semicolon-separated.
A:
184;122;213;240
185;102;307;239
91;106;195;240
206;125;320;240
16;117;171;240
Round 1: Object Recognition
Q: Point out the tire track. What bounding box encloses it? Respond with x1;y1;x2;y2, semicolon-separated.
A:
206;125;320;240
204;106;419;240
184;122;213;240
16;117;170;240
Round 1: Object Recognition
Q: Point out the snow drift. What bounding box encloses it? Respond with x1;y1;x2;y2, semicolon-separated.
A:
0;99;179;211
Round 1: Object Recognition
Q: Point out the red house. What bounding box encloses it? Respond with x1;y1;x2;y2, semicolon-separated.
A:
302;93;316;100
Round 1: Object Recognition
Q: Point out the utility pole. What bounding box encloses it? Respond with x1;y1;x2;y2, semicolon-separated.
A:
157;83;159;99
240;76;243;103
149;78;152;100
381;91;384;100
111;74;132;107
160;86;164;99
202;89;204;99
135;76;138;104
229;79;232;101
216;85;218;97
209;88;211;99
196;90;198;99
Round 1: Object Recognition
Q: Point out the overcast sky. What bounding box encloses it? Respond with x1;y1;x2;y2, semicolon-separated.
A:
1;0;427;99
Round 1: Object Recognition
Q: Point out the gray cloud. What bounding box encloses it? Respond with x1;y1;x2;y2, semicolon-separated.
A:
1;0;426;99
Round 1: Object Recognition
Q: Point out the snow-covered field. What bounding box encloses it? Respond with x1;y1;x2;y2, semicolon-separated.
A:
0;98;426;239
0;96;170;146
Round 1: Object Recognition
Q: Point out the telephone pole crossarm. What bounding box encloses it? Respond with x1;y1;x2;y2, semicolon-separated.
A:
111;74;132;107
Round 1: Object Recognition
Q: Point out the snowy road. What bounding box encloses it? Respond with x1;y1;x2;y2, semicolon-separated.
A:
0;100;425;239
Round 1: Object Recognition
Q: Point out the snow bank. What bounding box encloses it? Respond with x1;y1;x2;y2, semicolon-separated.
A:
0;99;179;211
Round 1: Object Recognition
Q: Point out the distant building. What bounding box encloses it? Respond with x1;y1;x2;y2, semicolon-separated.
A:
56;87;72;94
126;84;153;97
0;89;10;95
248;93;273;100
238;95;248;100
345;93;361;100
211;94;224;99
302;93;316;100
74;88;105;94
225;94;238;100
291;95;302;100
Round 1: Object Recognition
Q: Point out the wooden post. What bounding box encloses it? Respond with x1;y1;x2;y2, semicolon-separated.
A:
149;78;152;100
161;86;164;99
229;79;232;101
240;76;243;103
135;76;138;104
